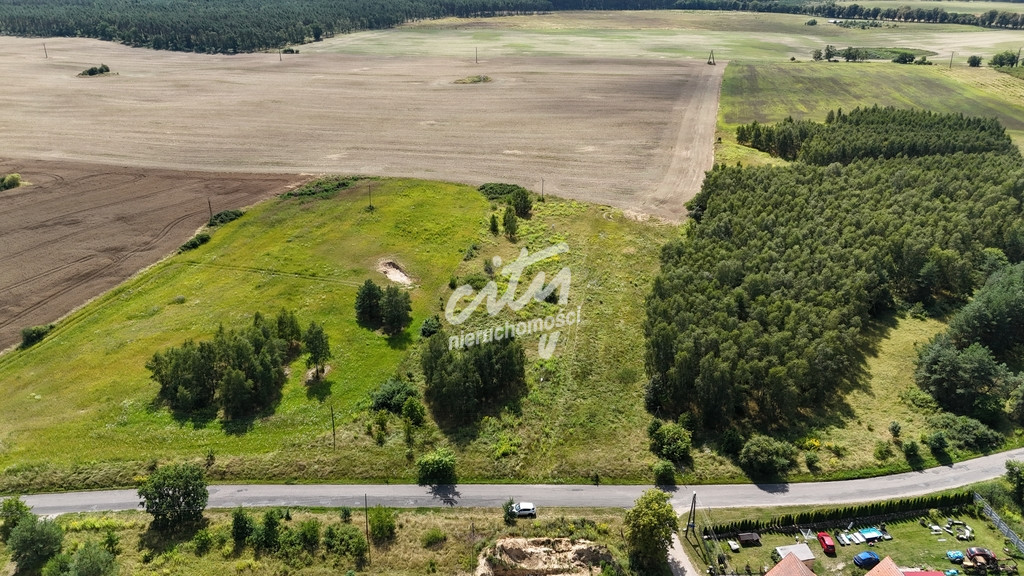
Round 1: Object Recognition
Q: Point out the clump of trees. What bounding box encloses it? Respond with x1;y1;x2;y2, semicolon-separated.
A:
968;55;983;67
354;279;412;335
916;263;1024;437
0;173;21;190
147;309;305;420
421;330;526;425
991;50;1020;68
648;107;1024;435
1;496;118;576
79;63;110;76
231;506;368;568
736;106;1014;163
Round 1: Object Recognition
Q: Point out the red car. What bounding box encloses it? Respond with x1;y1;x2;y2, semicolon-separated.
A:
967;547;997;565
817;532;835;555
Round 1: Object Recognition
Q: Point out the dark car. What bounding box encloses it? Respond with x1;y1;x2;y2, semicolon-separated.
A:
817;532;835;555
854;551;881;569
967;547;997;565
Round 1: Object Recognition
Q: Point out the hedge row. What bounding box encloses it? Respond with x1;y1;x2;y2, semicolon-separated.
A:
704;492;973;537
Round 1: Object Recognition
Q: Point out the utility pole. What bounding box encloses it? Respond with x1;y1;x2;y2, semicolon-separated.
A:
330;406;336;450
949;51;955;69
207;198;213;223
541;178;544;200
368;182;373;210
475;47;478;64
43;43;47;59
364;494;371;564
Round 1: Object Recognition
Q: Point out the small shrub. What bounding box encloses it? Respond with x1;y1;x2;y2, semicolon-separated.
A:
20;324;54;349
367;505;397;544
9;517;64;574
653;460;676;485
0;497;33;541
804;451;820;470
232;508;254;546
421;527;447;548
928;413;1002;451
370;377;417;414
324;524;367;564
738;435;798;477
209;209;243;226
178;232;210;253
649;422;691;463
968;55;983;67
0;173;21;190
420;315;441;338
193;528;214;555
297;519;321;552
402;396;426;426
874;440;894;461
889;421;902;439
339;507;352;523
416;447;457;485
503;498;517;526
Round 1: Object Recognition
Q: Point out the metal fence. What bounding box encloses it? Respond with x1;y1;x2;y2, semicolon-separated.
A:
974;492;1024;556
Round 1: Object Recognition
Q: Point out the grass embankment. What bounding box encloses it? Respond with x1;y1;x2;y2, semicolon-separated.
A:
0;178;675;490
716;61;1024;166
0;507;629;576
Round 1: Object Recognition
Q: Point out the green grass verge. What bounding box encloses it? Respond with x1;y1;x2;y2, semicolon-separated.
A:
0;507;629;576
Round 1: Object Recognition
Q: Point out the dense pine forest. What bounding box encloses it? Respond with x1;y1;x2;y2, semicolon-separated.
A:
645;107;1024;440
0;0;1021;54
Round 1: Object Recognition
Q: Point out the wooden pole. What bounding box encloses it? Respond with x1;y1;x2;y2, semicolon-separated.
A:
43;43;47;59
331;406;336;450
949;52;955;69
364;494;371;564
207;198;213;223
476;47;478;64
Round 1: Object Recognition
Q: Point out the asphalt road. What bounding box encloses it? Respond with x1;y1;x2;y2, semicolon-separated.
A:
21;446;1024;516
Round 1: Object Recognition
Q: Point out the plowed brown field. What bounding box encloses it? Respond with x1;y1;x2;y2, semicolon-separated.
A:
0;159;303;350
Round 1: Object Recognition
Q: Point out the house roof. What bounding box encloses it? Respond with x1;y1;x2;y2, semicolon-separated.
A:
767;551;819;576
866;556;903;576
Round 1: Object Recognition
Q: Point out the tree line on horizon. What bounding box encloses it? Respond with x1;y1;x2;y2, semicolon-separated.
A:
645;107;1024;440
1;0;1022;54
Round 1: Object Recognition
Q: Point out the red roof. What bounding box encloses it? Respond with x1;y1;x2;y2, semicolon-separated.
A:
866;557;903;576
766;552;818;576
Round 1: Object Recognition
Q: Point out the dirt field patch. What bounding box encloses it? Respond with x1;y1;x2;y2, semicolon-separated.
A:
0;158;302;351
0;36;721;222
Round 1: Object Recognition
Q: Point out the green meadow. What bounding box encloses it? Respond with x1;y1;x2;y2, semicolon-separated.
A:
0;178;677;490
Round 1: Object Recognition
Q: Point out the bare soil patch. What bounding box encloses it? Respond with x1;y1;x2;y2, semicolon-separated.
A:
0;158;303;351
378;259;414;285
0;36;721;221
476;538;613;576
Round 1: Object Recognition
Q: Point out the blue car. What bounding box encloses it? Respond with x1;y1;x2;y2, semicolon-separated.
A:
854;551;881;569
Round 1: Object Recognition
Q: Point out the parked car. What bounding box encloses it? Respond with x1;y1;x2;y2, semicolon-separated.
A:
967;547;997;565
512;502;537;518
817;532;836;555
854;551;881;569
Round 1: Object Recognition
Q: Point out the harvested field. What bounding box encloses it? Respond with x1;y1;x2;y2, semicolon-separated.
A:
0;36;721;222
0;158;302;351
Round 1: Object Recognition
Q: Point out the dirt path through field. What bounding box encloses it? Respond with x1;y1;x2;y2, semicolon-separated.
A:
648;61;725;216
